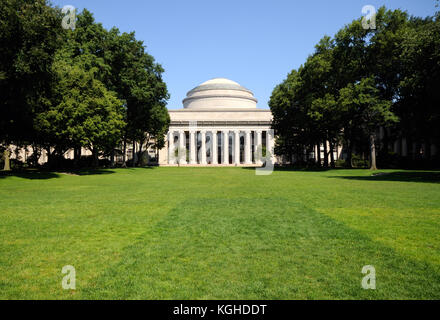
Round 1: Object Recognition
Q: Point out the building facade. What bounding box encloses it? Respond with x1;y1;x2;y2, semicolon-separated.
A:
158;78;276;166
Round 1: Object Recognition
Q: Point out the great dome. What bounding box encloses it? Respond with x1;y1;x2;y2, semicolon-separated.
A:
182;78;258;109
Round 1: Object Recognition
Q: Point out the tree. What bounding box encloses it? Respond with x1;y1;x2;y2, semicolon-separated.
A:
270;36;344;168
269;69;308;164
301;37;342;167
1;3;169;169
397;13;440;160
101;28;169;166
269;7;424;169
309;94;340;167
39;9;168;168
35;58;125;167
0;0;62;164
144;104;170;160
339;77;397;170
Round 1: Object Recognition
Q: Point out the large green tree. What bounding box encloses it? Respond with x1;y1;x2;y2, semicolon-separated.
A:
339;77;397;170
397;13;440;160
36;57;125;167
37;8;168;168
102;27;170;166
269;69;308;164
68;11;170;166
1;3;170;169
302;37;342;167
270;7;425;169
0;0;61;165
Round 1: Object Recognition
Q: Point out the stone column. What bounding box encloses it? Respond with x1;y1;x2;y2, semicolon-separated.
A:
223;130;229;165
189;130;196;164
212;130;218;165
244;130;251;164
234;130;240;165
256;130;263;165
179;130;187;165
168;131;175;165
200;130;207;165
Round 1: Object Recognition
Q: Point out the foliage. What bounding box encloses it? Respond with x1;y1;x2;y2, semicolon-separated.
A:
397;13;440;154
0;0;62;145
35;59;125;161
0;2;169;169
270;7;439;170
351;154;370;168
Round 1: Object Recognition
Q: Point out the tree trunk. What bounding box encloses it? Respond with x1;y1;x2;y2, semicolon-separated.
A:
323;141;329;168
329;141;335;168
3;149;11;171
74;147;81;168
30;143;41;167
122;139;127;168
92;148;99;168
370;133;377;170
46;147;53;169
317;143;321;167
156;147;159;165
110;149;115;168
346;141;353;168
132;141;136;167
137;142;143;167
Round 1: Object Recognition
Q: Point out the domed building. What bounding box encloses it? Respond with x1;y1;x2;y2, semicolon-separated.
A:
159;78;275;166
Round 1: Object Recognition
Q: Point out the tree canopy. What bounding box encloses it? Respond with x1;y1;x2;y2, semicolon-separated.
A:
1;1;170;168
270;7;439;169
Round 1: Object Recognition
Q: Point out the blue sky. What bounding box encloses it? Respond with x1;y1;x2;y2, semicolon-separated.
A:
51;0;437;109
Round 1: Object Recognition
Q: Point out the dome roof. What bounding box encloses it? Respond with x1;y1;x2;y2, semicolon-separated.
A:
183;78;258;109
201;78;241;86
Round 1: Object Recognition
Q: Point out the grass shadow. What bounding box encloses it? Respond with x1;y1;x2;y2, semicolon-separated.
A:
0;170;60;180
118;166;157;170
70;169;116;176
329;171;440;184
0;168;118;179
0;166;159;180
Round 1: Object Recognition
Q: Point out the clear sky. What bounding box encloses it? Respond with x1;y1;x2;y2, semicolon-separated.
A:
51;0;437;109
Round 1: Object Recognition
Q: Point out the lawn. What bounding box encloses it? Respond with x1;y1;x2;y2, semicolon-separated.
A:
0;167;439;299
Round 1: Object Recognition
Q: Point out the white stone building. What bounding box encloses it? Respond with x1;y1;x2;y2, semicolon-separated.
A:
158;78;276;166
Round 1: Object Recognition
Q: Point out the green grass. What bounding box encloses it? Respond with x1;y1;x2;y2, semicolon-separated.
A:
0;167;439;299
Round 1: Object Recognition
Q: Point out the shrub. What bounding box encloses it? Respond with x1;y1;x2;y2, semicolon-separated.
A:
335;159;348;168
351;154;370;168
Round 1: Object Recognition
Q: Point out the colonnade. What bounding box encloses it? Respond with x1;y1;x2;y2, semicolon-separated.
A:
167;129;274;165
